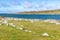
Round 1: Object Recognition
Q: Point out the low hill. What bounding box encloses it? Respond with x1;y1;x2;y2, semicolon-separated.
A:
19;9;60;14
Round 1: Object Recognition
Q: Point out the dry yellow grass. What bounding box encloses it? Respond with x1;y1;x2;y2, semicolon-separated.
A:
19;9;60;14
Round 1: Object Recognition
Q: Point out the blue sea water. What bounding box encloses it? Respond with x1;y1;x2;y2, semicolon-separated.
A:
0;14;60;20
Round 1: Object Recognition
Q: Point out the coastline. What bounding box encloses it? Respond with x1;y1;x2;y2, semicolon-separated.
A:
18;9;60;14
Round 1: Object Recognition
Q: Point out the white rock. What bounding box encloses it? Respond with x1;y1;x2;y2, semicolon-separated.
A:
56;22;60;24
0;21;2;23
6;23;9;26
19;27;23;30
24;30;29;32
11;25;16;27
9;23;13;25
29;30;32;32
0;24;2;26
9;23;15;27
34;19;40;21
7;18;13;20
20;25;24;27
14;19;17;21
24;19;29;21
14;18;19;21
3;20;8;24
44;19;57;23
19;19;22;21
42;33;49;37
44;20;49;22
30;20;34;23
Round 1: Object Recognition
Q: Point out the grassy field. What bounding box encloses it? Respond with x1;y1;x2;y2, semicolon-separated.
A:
0;19;60;40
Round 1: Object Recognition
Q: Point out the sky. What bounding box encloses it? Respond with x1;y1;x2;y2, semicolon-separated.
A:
0;0;60;13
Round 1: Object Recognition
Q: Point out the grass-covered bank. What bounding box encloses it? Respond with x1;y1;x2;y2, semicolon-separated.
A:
0;18;60;40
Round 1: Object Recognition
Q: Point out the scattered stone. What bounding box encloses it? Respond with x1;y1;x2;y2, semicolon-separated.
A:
56;22;60;24
19;19;22;21
30;20;34;23
44;20;49;22
24;30;29;32
24;19;29;21
3;20;8;24
34;19;40;21
42;33;49;37
9;23;15;27
14;18;19;21
29;30;32;32
0;24;2;26
9;23;13;25
44;19;58;23
11;25;16;27
0;21;2;23
6;23;9;26
20;25;24;27
19;27;23;30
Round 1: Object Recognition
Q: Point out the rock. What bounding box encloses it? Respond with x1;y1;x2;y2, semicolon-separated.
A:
6;23;9;26
44;19;58;23
42;33;49;37
19;19;22;21
29;30;32;32
56;22;60;24
0;24;2;26
9;23;13;25
3;20;8;24
12;25;16;27
19;27;23;30
30;20;34;23
24;19;29;21
24;30;29;32
20;25;24;27
9;23;15;27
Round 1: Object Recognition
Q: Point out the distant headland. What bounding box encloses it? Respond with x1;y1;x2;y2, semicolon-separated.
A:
18;9;60;14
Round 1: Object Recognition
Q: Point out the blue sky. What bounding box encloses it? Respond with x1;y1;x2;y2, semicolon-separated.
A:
0;0;60;13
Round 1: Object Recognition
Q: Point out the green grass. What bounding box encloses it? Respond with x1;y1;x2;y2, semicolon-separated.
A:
0;20;60;40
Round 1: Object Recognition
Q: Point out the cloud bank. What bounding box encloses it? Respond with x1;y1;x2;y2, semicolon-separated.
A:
0;0;60;13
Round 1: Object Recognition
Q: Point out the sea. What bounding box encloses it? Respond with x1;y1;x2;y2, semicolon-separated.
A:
0;14;60;20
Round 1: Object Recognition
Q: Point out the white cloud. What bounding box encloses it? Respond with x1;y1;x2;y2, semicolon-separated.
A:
0;0;60;13
21;1;32;8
